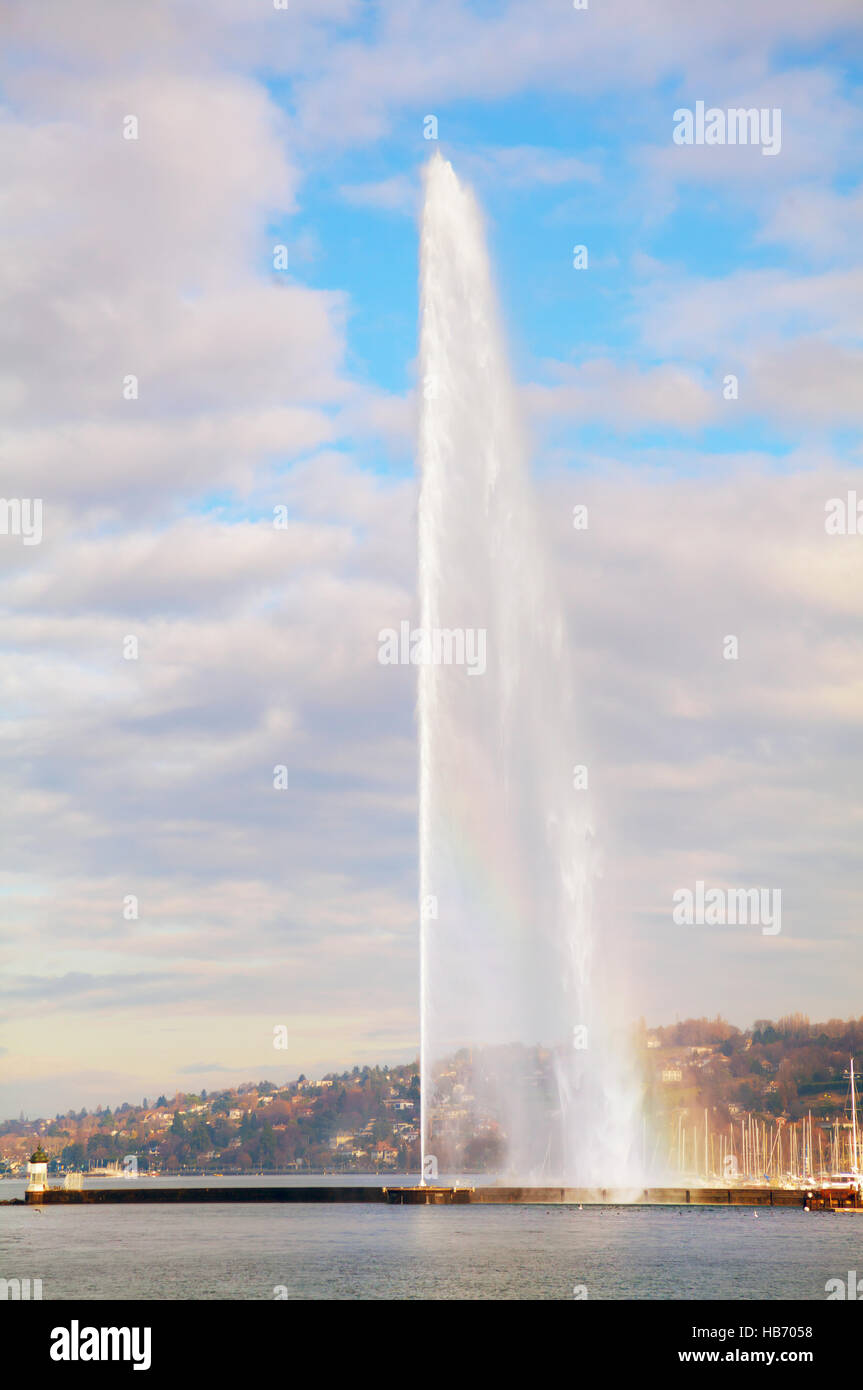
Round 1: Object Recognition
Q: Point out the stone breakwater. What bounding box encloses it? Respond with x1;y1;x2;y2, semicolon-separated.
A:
21;1185;849;1208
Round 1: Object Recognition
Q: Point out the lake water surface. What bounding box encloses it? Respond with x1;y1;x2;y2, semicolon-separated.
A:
1;1178;857;1300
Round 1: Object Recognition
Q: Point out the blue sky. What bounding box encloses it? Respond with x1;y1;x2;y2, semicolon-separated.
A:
264;34;863;464
1;0;862;1118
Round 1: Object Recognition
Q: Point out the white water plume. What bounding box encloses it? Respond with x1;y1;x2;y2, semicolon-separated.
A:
417;153;643;1187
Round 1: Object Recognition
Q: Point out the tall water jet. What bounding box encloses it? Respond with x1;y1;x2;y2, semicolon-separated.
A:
417;153;643;1186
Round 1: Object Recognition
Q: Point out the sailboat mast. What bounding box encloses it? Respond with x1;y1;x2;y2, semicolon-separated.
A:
851;1057;859;1173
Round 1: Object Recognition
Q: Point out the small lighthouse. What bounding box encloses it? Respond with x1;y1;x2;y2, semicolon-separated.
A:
26;1143;49;1195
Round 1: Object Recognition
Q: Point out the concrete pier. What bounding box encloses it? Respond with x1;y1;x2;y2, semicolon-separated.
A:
395;1185;836;1208
21;1184;851;1208
386;1186;472;1204
25;1185;387;1205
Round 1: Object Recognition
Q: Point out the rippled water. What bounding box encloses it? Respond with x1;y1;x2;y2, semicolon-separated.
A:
1;1184;856;1300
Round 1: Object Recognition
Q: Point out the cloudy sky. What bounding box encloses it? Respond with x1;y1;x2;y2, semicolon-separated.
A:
1;0;862;1118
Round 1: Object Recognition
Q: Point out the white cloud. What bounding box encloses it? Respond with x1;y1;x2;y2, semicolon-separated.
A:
526;358;716;431
2;0;862;1118
757;184;863;261
339;174;418;214
465;145;599;187
4;451;863;1110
